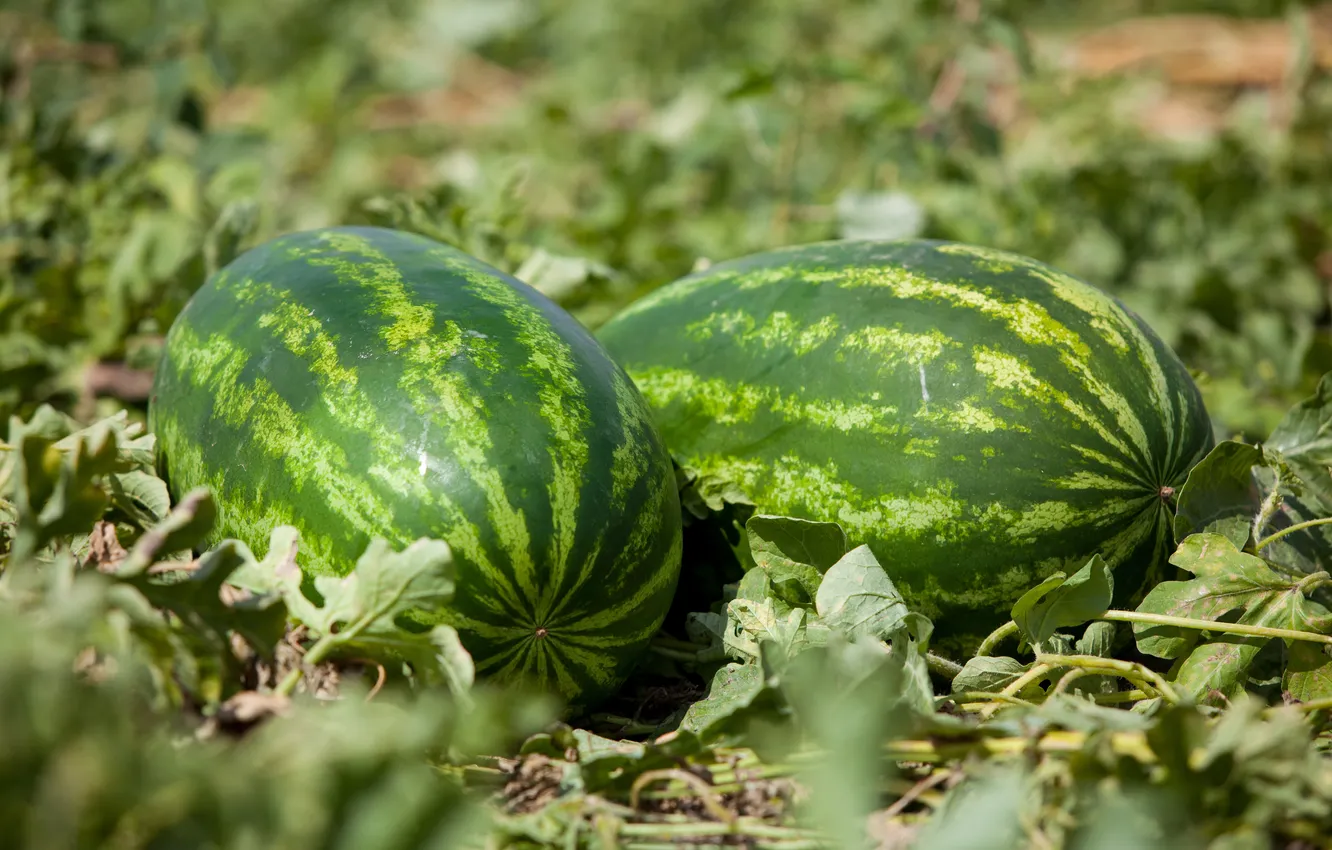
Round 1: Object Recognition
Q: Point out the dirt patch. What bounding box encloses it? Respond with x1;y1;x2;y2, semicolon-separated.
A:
502;754;568;814
246;625;352;701
637;775;801;823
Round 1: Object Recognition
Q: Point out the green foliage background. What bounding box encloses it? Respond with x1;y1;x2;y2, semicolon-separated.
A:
7;0;1332;435
10;1;1332;847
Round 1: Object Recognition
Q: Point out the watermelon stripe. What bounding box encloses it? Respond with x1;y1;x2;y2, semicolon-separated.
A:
552;527;683;632
595;239;1213;652
161;322;399;547
237;277;533;624
685;310;842;355
839;326;955;367
632;367;905;434
545;370;683;625
942;243;1181;456
970;347;1150;480
301;233;547;616
430;249;594;621
151;226;683;707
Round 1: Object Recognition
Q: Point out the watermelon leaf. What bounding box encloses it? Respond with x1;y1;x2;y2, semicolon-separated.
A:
275;537;477;695
1010;555;1113;647
4;409;125;561
768;562;823;609
677;463;756;519
107;469;173;530
1133;533;1332;702
1070;621;1120;697
679;661;772;739
746;514;849;574
1284;641;1332;702
725;597;817;661
951;655;1037;696
1171;440;1265;548
113;488;217;576
1134;533;1332;659
1170;635;1263;705
1268;370;1332;504
305;537;458;635
814;544;910;640
1249;453;1332;579
121;538;289;662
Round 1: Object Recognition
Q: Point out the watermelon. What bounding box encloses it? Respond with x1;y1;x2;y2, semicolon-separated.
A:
148;226;683;706
596;239;1214;650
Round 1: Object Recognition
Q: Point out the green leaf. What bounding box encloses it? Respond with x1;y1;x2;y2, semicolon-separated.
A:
678;662;770;739
951;655;1036;696
724;596;815;662
683;610;728;657
1009;571;1069;625
782;628;933;849
114;488;217;576
1171;440;1265;548
746;514;848;574
300;537;457;637
677;464;756;518
744;514;847;608
1071;620;1120;696
1010;555;1113;647
1171;635;1263;704
1135;533;1332;659
2;408;168;567
1268;370;1332;503
126;538;288;658
814;544;909;640
278;536;473;689
107;469;172;530
767;561;823;609
1134;533;1332;701
1284;640;1332;702
881;613;936;717
430;625;477;698
225;525;302;595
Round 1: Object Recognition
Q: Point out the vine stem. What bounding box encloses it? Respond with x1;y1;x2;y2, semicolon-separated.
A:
1038;655;1180;704
1270;696;1332;716
1254;517;1332;552
976;621;1018;657
1250;469;1286;545
945;691;1037;708
925;651;963;680
1048;668;1101;698
1099;609;1332;646
984;654;1177;718
275;631;344;697
882;730;1156;764
1093;689;1151;705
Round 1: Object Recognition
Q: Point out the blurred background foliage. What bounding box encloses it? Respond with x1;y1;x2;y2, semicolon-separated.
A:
4;0;1332;438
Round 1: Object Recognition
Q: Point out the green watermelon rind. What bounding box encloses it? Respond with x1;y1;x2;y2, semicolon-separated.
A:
149;226;683;707
596;238;1215;652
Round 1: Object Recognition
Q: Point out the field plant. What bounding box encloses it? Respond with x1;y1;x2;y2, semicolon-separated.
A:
9;0;1332;847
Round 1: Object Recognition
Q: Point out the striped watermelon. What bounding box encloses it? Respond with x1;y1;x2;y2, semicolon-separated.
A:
148;226;683;706
596;239;1214;651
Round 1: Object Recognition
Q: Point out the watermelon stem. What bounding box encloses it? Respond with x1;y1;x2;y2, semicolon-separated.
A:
881;729;1157;764
989;654;1180;717
1252;517;1332;553
975;621;1020;657
1101;608;1332;646
925;652;964;681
